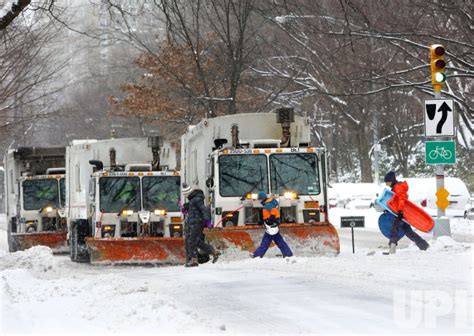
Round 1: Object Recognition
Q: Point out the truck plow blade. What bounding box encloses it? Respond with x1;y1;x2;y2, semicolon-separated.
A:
10;232;68;253
86;237;186;265
205;223;340;256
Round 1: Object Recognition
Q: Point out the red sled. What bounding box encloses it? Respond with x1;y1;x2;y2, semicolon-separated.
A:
387;192;434;233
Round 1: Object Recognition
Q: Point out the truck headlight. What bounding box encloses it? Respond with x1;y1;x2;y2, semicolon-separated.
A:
122;209;134;216
45;206;53;213
169;224;183;237
222;211;239;227
101;225;116;238
284;192;297;200
245;193;258;200
154;209;166;216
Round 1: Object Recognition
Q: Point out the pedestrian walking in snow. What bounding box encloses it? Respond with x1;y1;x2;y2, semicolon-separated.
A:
252;192;293;258
384;171;430;254
182;183;220;267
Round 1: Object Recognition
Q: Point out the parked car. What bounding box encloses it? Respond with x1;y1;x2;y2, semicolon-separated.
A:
405;177;470;217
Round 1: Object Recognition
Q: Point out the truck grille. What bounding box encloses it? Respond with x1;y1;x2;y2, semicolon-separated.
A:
244;207;262;225
280;206;297;223
303;210;320;223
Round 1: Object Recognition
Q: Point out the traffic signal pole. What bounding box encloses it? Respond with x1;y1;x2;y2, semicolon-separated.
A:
433;91;450;237
430;45;451;238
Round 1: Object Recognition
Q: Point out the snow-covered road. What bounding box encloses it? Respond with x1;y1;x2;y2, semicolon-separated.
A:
1;212;472;335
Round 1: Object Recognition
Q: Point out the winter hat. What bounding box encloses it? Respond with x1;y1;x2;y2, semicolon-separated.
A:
182;182;193;195
257;191;267;200
384;171;397;183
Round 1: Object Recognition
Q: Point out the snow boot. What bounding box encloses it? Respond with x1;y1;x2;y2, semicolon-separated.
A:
383;243;397;255
419;242;430;251
212;251;221;264
185;257;199;267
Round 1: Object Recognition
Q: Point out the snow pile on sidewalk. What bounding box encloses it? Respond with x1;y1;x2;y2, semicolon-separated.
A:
0;246;56;275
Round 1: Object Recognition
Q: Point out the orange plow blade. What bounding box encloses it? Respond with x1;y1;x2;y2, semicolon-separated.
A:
86;237;186;265
10;231;68;253
205;222;340;256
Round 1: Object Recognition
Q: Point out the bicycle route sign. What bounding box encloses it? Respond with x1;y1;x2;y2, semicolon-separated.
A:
424;99;454;137
425;141;456;164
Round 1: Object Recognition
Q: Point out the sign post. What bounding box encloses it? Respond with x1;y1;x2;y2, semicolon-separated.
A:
340;216;365;253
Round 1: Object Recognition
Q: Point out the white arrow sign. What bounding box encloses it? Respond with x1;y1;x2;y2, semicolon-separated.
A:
424;99;454;137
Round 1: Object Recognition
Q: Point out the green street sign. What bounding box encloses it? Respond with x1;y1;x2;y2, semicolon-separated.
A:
425;141;456;164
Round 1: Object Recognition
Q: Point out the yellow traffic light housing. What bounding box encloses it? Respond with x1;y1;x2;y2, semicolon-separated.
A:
429;44;446;92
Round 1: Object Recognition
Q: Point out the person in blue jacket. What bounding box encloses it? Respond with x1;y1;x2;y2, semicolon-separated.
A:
252;192;293;258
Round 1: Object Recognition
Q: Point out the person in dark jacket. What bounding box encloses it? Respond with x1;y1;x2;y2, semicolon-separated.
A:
182;183;220;267
384;171;429;254
252;191;293;258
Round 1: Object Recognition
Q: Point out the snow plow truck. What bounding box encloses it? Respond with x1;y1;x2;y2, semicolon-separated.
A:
3;147;67;252
181;109;340;255
66;137;184;264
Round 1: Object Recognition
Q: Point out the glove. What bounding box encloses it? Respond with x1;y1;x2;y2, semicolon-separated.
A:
179;202;189;216
397;211;403;220
205;220;213;228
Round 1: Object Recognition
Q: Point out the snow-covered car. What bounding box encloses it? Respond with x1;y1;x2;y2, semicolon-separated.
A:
405;177;470;217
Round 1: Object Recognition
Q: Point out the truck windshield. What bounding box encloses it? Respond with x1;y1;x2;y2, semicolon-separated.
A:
270;153;320;195
219;154;268;197
142;176;180;212
99;177;141;213
23;179;59;210
59;178;65;208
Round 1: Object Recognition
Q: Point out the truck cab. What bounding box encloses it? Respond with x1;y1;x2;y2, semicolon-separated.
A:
66;137;185;264
88;168;182;239
4;147;67;252
18;171;66;233
207;146;326;228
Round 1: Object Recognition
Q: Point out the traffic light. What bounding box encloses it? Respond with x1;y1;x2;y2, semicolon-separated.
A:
429;44;446;92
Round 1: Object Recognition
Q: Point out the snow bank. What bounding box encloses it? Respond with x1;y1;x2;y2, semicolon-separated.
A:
0;238;471;334
0;246;56;275
1;269;218;334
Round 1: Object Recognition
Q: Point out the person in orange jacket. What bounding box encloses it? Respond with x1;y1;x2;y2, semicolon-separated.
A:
384;171;429;254
252;192;293;258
